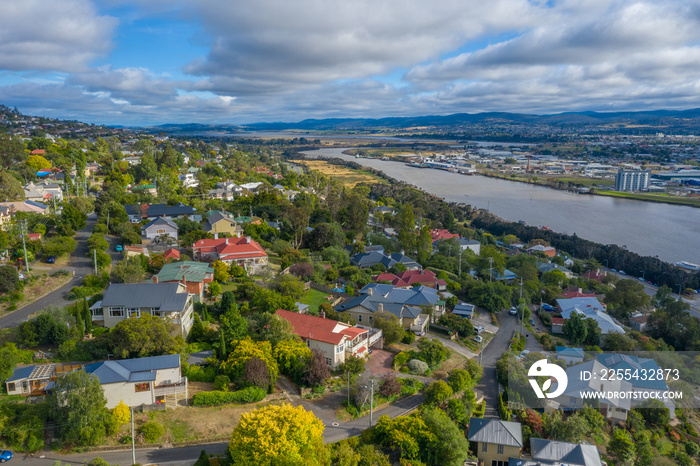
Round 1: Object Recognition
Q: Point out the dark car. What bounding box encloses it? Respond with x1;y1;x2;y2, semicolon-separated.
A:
0;450;13;462
46;255;56;263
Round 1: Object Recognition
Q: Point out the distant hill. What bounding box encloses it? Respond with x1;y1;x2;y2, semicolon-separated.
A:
142;108;700;134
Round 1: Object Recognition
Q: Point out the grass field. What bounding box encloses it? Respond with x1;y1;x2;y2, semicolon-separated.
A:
290;159;389;187
297;288;333;312
596;190;700;207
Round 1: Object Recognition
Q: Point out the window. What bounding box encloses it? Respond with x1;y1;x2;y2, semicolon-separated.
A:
135;382;150;392
336;345;344;353
482;443;488;452
127;308;140;317
92;308;103;317
109;307;124;317
369;316;373;322
492;461;507;466
325;358;332;365
151;308;162;317
498;445;504;455
358;314;362;322
156;229;166;234
7;383;15;392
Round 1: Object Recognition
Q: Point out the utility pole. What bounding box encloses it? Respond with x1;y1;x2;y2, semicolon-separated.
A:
19;220;29;272
93;248;98;275
131;407;136;466
369;379;374;427
519;277;524;336
347;372;350;408
458;249;463;276
488;257;494;282
107;209;110;230
678;284;683;301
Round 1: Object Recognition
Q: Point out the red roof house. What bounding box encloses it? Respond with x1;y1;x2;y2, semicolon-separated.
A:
430;229;460;242
373;269;447;291
192;236;268;270
163;248;180;260
30;149;46;155
28;233;42;241
275;309;370;367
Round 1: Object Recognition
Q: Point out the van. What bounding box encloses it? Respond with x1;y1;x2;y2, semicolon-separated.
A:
115;244;123;252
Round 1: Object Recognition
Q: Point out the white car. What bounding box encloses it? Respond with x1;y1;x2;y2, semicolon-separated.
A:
518;350;530;360
474;325;485;334
17;272;25;280
474;335;483;343
509;307;518;316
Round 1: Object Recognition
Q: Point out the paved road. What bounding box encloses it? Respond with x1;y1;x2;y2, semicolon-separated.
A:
0;215;98;329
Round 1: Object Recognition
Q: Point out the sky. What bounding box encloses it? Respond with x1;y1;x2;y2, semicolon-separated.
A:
2;0;700;126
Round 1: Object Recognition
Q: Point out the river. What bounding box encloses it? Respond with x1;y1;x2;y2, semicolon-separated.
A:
303;148;700;265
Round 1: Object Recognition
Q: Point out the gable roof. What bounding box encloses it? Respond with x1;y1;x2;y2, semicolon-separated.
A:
596;354;669;390
101;282;188;312
556;346;584;358
275;309;367;345
530;438;602;466
146;203;196;218
192;236;267;259
142;216;178;231
468;418;523;447
163;248;180;259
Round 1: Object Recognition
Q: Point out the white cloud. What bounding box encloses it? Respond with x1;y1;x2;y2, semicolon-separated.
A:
0;0;117;72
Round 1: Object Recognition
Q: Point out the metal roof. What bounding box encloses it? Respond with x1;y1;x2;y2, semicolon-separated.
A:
155;261;213;283
142;216;178;231
6;365;35;383
531;438;602;466
84;355;180;385
468;418;523;447
101;282;188;312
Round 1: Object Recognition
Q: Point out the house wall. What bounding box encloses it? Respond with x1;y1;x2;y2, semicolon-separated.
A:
154;367;181;386
6;380;26;396
341;306;377;326
210;220;241;237
143;225;178;241
101;300;193;336
306;339;346;368
102;381;154;409
477;443;521;465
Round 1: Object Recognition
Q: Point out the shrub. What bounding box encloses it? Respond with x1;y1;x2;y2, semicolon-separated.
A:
400;377;424;396
378;372;402;397
447;369;472;393
393;351;411;368
139;422;164;443
407;359;429;375
424;380;453;405
184;365;216;382
214;375;230;391
401;331;415;344
88;457;111;466
192;387;266;407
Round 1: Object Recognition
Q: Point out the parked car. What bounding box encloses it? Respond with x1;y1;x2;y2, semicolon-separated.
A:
540;303;555;312
509;307;518;316
517;350;530;360
46;255;56;263
529;318;535;325
474;325;485;334
17;273;24;280
474;335;483;343
0;450;13;462
115;244;124;252
619;270;626;275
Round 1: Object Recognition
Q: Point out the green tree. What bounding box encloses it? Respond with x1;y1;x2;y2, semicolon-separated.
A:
212;260;230;283
61;203;87;231
0;265;19;293
111;256;146;283
420;407;470;466
0;343;24;384
48;370;112;446
416;225;433;264
608;427;636;465
605;279;651;319
424;380;453;405
221;338;279;384
0;133;26;169
636;399;670;426
416;336;449;367
0;172;24;201
229;404;328;465
562;311;587;345
397;204;416;253
109;314;185;359
447;368;473;393
372;312;405;345
43;236;78;257
469;281;511;313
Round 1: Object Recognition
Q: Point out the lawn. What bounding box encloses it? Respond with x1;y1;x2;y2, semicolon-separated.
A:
0;270;73;317
297;288;333;312
596;190;700;208
290;159;389;188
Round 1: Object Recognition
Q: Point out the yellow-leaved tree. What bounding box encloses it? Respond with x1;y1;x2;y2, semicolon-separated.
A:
273;339;312;383
112;400;131;426
220;338;279;384
229;403;328;465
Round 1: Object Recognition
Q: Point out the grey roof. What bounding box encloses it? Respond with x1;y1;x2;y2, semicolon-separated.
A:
84;354;180;385
142;216;178;231
6;365;35;383
538;262;572;274
207;211;236;225
188;350;214;366
468;418;523;447
458;238;480;246
334;291;422;320
453;303;475;317
147;202;196;218
557;360;632;410
596;354;669;390
531;438;602;466
351;251;420;270
101;282;188;312
556;346;584;358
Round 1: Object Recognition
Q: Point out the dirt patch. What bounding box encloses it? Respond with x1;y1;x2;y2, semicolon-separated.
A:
437;348;468;373
186;381;215;403
0;271;72;317
290;159;387;188
367;350;394;375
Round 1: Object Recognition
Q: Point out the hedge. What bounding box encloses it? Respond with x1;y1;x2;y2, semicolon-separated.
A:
192;387;266;407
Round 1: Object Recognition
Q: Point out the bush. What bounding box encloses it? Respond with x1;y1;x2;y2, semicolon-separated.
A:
192;387;266;407
407;359;429;375
139;422;164;443
378;372;401;398
393;351;411;368
400;378;424;396
184;365;216;382
88;457;111;466
424;380;453;405
213;375;230;391
401;331;415;344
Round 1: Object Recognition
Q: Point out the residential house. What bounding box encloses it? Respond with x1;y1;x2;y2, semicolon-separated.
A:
125;204;148;223
458;238;481;255
556;346;584;365
528;244;556;258
5;362;84;396
28;233;42;241
82;354;187;409
452;303;475;319
525;438;603;466
335;284;442;334
494;269;518;282
178;173;199;188
0;200;49;215
372;269;447;291
467;418;523;466
582;269;607;281
123;245;150;257
629;311;648;332
275;309;382;368
94;282;195;335
538;262;574;279
130;184;158;196
123;155;141;166
596;353;675;418
153;261;214;301
24;182;62;203
141;217;178;243
240;182;264;193
203;211;243;237
430;229;459;242
191;236;268;271
555;297;625;334
372;206;395;216
146;203;201;222
85;162;100;176
555;359;631;422
351;251;421;270
163;248;180;260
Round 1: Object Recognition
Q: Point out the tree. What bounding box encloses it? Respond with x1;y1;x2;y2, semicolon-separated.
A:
397;204;416;253
338;354;365;377
111;255;145;283
447;368;473;393
0;265;19;293
637;399;670;426
0;133;26;169
608;427;636;465
420;408;471;466
0;172;24;201
375;414;431;461
274;339;312;383
541;410;588;443
416;337;449;367
229;404;328;465
284;205;309;249
220;308;248;343
562;311;587;345
48;370;113;446
221;339;279;384
416;225;433;264
469;281;511;313
245;356;271;389
0;343;23;384
209;281;221;299
378;372;401;397
109;314;185;359
373;312;405;345
188;314;206;343
424;380;453;405
305;222;345;251
605;278;651;319
302;349;331;387
61;203;88;231
212;260;230;283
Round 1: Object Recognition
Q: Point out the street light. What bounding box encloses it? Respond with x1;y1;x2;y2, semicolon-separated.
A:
458;249;464;276
678;284;683;301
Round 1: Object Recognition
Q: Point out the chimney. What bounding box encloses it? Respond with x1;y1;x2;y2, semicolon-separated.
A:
320;309;325;319
378;303;383;312
246;236;251;243
214;233;218;240
368;288;373;296
152;276;158;283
